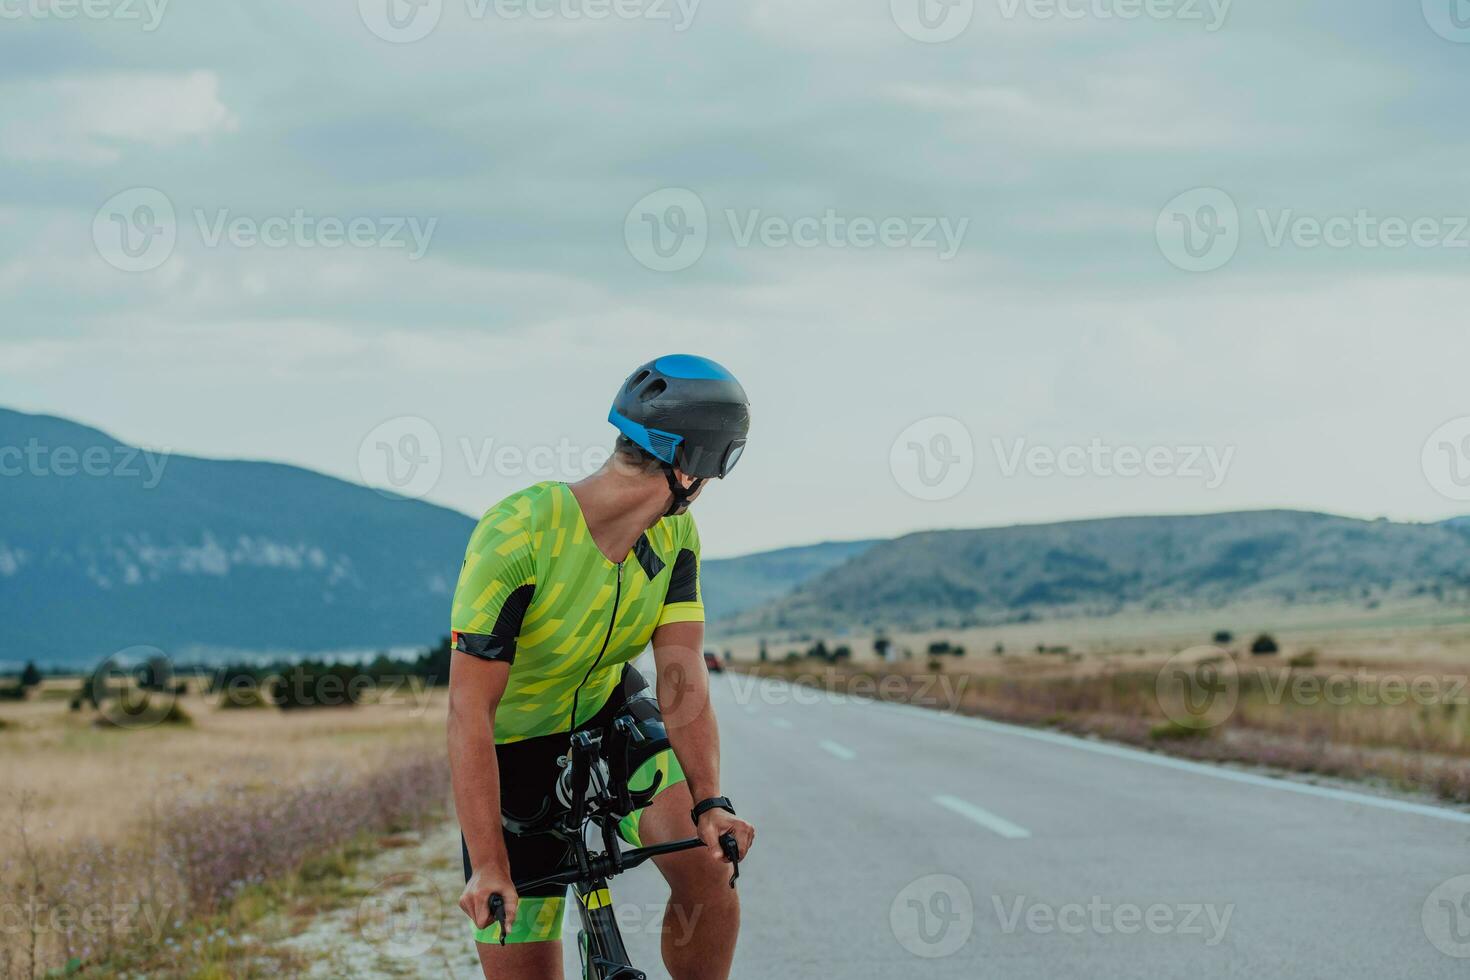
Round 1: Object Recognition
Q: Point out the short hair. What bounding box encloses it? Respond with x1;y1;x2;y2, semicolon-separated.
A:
613;435;662;471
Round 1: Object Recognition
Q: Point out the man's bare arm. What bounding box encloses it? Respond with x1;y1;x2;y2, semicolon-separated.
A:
652;620;754;860
447;653;519;930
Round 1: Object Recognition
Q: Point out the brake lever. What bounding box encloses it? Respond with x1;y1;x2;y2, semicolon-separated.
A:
489;894;508;946
718;832;741;888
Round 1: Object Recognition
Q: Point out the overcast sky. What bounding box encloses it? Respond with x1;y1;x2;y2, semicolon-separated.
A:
3;0;1470;556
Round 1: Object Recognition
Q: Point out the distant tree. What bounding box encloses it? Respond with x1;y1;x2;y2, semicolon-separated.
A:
20;661;42;689
415;636;453;687
806;640;830;662
832;645;852;662
992;642;1005;655
873;635;892;661
271;661;362;710
1212;630;1234;645
137;655;174;692
1250;633;1280;656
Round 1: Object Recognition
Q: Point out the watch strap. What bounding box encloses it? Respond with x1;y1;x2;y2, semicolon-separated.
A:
690;796;735;826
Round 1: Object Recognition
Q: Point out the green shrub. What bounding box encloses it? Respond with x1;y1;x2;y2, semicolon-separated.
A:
218;685;268;709
1150;719;1214;741
1250;633;1280;656
1288;650;1318;668
92;692;193;728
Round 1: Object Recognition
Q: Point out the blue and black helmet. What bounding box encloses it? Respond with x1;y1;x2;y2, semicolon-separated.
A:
609;354;750;479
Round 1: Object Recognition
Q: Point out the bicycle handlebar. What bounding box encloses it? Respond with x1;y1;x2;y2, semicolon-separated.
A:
486;832;742;945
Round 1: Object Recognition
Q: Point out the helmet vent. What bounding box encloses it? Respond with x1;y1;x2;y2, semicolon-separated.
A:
637;379;667;402
627;370;650;392
645;429;680;462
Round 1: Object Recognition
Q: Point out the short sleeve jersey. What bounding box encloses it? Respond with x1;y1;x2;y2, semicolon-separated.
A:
449;481;703;744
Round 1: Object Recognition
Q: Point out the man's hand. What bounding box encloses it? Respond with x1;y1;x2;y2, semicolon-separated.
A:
697;807;755;863
459;864;519;938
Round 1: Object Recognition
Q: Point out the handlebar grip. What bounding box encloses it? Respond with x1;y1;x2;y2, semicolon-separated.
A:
718;832;741;888
488;894;508;946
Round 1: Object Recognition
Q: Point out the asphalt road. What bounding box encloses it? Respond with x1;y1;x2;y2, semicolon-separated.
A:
552;669;1470;979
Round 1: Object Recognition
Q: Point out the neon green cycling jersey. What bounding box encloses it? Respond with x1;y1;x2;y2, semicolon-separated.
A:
449;481;703;744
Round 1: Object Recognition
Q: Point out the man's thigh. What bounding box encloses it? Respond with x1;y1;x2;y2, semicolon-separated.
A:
475;936;561;980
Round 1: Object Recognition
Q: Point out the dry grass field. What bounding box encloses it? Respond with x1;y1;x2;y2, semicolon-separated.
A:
732;599;1470;804
2;682;445;845
0;681;452;979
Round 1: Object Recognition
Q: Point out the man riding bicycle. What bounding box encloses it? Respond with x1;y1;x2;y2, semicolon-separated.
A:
448;355;756;980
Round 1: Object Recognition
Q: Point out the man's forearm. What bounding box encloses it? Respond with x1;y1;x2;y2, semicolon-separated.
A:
448;702;509;872
660;659;722;803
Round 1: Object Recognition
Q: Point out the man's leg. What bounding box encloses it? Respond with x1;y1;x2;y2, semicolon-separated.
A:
636;781;740;980
475;938;561;979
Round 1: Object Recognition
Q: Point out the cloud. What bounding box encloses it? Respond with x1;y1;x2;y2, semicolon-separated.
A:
0;71;238;164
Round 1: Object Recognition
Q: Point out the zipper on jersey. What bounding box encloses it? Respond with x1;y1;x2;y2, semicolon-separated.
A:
567;561;623;734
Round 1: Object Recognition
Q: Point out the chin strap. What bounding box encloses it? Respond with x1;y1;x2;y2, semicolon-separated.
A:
662;465;704;517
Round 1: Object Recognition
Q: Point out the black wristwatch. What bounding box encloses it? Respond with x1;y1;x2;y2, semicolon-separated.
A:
690;796;736;827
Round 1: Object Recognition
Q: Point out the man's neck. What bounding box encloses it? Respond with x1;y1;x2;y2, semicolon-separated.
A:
568;470;669;564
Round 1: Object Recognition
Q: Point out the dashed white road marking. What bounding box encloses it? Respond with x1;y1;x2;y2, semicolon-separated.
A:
819;739;857;760
932;794;1032;839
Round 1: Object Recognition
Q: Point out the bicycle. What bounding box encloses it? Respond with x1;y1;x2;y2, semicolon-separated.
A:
487;705;742;979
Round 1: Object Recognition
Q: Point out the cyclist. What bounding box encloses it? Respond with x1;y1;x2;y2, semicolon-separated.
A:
448;354;756;980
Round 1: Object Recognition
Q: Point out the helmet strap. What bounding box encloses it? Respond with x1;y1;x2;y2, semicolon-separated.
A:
662;465;703;517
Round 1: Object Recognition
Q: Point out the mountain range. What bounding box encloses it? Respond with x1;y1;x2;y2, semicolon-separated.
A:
728;510;1470;634
0;408;861;668
4;406;1468;668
